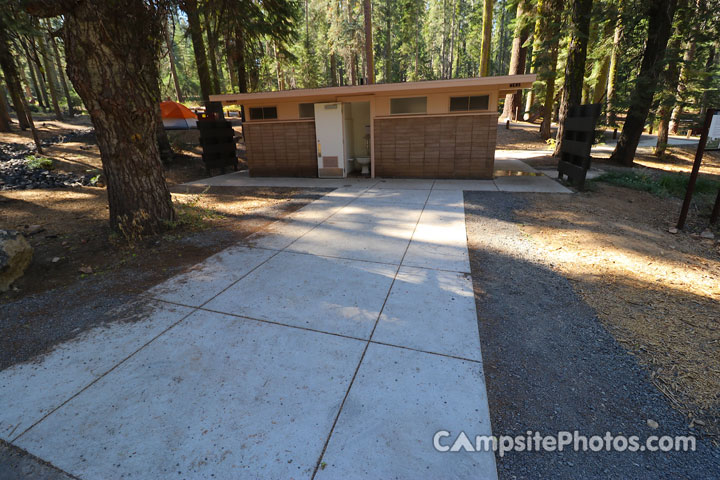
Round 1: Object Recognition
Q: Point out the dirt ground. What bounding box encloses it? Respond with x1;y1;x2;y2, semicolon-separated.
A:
1;115;314;306
516;183;720;437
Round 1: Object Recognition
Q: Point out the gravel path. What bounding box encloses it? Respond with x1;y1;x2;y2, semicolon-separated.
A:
464;191;720;479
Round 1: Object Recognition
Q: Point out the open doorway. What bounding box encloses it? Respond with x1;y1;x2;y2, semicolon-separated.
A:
343;101;371;176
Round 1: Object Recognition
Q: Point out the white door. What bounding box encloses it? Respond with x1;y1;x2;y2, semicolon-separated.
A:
314;103;346;178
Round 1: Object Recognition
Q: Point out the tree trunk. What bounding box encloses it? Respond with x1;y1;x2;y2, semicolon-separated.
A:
668;39;695;134
204;12;220;94
330;52;338;86
502;0;531;120
479;0;494;76
166;23;184;102
28;39;52;111
553;0;593;156
384;0;391;82
606;10;622;125
0;25;31;130
364;0;374;84
28;0;175;232
47;25;76;116
0;81;11;131
225;36;238;92
592;17;615;105
22;40;48;110
655;32;682;156
537;0;562;139
183;0;212;101
39;34;62;120
610;0;677;166
234;28;248;93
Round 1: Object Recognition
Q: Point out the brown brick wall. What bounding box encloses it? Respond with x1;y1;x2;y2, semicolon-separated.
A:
374;114;497;179
244;121;318;177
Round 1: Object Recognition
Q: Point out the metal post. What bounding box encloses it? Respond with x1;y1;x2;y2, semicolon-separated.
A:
677;109;716;230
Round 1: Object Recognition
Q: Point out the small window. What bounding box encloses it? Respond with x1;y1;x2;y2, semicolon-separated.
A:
299;103;315;118
450;95;489;112
390;97;427;115
249;106;278;120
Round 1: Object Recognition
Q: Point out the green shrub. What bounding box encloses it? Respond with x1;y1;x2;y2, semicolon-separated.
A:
594;170;720;198
24;155;54;170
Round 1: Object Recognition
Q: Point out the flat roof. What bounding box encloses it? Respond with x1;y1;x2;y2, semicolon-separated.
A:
210;74;536;104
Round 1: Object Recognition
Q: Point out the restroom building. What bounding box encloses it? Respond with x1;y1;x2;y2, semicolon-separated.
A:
210;74;535;179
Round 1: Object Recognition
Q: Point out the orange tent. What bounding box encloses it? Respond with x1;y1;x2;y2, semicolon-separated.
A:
160;101;197;129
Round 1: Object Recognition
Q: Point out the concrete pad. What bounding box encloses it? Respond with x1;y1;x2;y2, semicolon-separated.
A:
204;252;397;338
14;310;367;479
432;179;499;191
286;220;415;264
242;218;318;250
0;301;192;441
329;202;424;225
186;171;376;189
403;222;470;273
286;196;357;225
148;246;275;307
373;267;481;360
316;343;496;479
426;189;465;207
417;205;466;226
494;158;539;172
495;175;572;193
358;188;431;206
372;178;435;190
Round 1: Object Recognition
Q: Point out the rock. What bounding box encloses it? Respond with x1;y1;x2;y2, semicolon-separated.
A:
647;419;659;429
51;257;61;263
668;227;678;234
699;230;715;239
78;265;93;274
0;230;33;292
25;224;44;236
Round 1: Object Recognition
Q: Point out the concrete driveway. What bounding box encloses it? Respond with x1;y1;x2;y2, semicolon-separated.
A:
0;174;572;478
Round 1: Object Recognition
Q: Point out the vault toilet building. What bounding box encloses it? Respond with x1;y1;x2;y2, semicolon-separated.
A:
210;74;535;179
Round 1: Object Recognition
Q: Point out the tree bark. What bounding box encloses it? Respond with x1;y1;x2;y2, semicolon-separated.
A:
38;33;62;120
668;39;695;134
204;11;221;94
0;24;31;130
28;0;175;232
183;0;212;101
610;0;677;166
655;30;682;156
502;0;531;120
0;79;11;131
225;36;238;92
537;0;562;139
330;52;338;86
479;0;494;76
592;17;615;105
47;26;76;116
364;0;374;84
553;0;593;156
166;22;184;102
27;39;52;111
384;0;391;82
606;9;622;125
234;28;248;93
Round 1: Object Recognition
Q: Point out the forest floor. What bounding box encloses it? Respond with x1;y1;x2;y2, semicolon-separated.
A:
0;114;330;367
497;121;720;440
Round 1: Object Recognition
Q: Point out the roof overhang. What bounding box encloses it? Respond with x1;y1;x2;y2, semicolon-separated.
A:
210;74;536;105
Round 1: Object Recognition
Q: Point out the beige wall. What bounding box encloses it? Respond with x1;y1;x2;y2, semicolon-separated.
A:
241;88;499;122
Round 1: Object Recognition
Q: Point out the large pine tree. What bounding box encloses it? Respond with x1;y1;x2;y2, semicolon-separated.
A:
609;0;677;166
